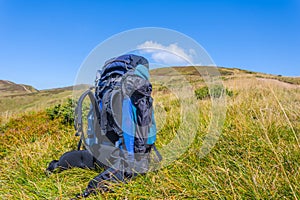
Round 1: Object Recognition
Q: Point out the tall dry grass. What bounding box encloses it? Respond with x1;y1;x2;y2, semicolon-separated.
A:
0;76;299;199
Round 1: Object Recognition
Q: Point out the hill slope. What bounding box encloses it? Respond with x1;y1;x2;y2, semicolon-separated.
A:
151;66;300;85
0;80;38;97
0;82;78;119
1;66;299;119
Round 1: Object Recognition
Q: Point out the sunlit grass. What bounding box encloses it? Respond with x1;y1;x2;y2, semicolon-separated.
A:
0;74;299;199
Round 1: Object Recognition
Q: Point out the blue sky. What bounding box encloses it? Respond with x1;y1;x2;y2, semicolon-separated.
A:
0;0;299;89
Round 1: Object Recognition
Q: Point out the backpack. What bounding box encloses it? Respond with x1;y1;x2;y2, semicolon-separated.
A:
74;54;161;170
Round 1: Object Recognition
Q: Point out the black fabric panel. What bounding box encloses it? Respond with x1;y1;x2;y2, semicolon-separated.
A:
56;150;99;170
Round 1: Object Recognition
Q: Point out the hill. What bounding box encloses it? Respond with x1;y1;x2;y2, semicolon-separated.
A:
0;81;89;120
151;66;300;85
0;84;73;119
0;80;38;97
1;66;299;122
0;66;300;199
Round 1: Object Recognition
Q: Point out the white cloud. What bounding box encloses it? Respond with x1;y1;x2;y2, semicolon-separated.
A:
137;41;195;65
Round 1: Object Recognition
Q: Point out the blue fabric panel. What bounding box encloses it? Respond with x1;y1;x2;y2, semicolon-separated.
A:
98;99;102;110
121;97;135;154
131;102;137;122
147;110;157;144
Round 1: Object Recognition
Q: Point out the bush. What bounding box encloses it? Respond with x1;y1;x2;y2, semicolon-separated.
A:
226;89;234;97
194;86;209;100
195;85;233;100
46;98;75;126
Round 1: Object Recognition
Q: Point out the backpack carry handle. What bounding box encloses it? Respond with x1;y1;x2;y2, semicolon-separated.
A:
74;88;101;150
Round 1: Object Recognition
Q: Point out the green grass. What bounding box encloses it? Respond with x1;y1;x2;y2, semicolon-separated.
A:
0;68;300;199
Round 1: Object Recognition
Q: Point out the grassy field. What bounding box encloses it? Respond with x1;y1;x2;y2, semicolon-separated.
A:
0;67;299;199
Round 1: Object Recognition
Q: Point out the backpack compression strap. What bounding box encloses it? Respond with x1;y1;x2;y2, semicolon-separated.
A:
74;88;101;150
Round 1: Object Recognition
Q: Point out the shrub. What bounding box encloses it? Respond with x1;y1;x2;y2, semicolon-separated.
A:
226;89;234;97
195;85;233;100
194;86;209;100
46;98;75;126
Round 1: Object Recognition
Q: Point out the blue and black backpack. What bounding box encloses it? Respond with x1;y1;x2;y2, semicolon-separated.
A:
74;54;161;172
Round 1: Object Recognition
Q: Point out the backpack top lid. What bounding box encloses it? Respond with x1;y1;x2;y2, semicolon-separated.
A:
104;54;149;69
99;54;149;83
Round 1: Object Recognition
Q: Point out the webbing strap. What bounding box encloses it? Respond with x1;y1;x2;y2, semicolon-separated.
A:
152;144;162;162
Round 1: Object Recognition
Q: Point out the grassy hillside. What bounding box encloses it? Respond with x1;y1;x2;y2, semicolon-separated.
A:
0;81;84;122
0;67;299;199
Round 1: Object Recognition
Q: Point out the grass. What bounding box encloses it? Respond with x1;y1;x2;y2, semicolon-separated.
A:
0;68;300;199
